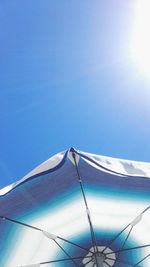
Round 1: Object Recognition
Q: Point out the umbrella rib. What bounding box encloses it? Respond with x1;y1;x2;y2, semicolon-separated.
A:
105;244;150;255
102;223;130;253
121;226;133;249
59;238;90;254
34;255;92;265
134;254;150;266
44;256;91;265
106;256;138;266
115;226;133;261
103;204;150;253
84;258;93;266
142;205;150;214
56;236;91;253
72;152;99;263
104;261;111;267
0;216;90;253
54;239;79;267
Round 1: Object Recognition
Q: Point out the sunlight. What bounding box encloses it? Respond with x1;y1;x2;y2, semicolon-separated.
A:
130;0;150;76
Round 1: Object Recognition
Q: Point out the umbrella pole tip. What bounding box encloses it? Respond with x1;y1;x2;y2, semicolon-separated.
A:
69;147;76;152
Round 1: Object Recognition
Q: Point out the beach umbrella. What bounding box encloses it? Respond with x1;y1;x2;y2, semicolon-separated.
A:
0;147;150;267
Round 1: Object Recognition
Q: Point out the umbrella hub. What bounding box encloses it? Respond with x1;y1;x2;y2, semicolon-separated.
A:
82;246;116;267
91;251;106;267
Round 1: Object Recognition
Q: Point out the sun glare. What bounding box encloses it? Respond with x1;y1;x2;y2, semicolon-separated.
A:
131;0;150;76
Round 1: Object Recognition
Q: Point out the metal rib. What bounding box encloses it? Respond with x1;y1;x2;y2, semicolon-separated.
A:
103;204;150;253
39;255;91;265
121;226;133;249
0;215;89;253
102;224;130;253
134;254;150;266
104;262;111;267
115;226;133;262
54;239;79;266
105;244;150;255
72;151;99;266
106;256;139;266
84;258;93;266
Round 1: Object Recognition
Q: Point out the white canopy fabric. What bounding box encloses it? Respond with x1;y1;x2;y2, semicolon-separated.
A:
0;148;149;267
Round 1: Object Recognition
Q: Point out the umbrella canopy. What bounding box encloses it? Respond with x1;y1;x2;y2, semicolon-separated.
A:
0;147;150;267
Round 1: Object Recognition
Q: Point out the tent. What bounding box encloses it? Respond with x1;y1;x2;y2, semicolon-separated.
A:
0;147;150;267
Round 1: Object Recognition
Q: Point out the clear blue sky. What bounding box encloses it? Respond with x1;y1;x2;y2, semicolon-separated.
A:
0;0;150;188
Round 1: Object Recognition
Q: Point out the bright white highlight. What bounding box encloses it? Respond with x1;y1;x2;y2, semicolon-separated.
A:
131;0;150;76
